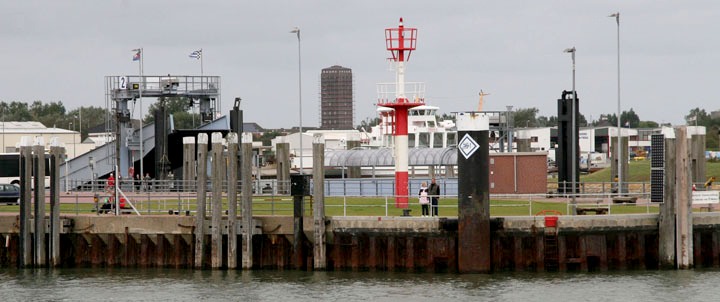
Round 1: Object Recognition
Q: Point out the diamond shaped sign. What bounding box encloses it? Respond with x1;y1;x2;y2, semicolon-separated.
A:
459;133;479;159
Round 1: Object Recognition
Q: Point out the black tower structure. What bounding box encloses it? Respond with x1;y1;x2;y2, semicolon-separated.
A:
154;99;170;180
230;97;244;180
557;90;579;194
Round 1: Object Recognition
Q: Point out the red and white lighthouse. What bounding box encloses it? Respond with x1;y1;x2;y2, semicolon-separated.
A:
379;18;423;208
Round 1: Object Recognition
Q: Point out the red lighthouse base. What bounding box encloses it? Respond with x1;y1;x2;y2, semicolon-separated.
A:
382;101;423;209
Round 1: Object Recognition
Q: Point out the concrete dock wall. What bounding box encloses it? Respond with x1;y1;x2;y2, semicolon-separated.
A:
3;214;720;272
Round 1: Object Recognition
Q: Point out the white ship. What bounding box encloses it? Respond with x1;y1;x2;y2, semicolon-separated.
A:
364;104;458;149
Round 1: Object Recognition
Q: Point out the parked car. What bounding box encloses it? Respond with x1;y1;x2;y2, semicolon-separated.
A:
0;183;20;205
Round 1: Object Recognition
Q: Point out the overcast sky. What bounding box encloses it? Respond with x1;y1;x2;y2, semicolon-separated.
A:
1;0;719;129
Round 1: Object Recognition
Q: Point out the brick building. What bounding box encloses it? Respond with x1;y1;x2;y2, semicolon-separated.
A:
320;65;354;130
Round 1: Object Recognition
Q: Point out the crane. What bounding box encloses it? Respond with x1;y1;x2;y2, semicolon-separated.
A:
478;90;490;111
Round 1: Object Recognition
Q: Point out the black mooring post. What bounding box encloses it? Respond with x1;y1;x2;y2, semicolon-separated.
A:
293;194;304;268
557;90;579;195
456;112;491;273
291;174;308;269
230;97;243;181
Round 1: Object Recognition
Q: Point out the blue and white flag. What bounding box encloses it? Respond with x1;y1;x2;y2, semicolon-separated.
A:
189;49;202;59
132;48;141;61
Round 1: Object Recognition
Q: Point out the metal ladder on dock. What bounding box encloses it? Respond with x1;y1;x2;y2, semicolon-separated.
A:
544;228;559;271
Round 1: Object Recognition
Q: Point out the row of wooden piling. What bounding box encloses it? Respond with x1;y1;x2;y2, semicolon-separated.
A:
184;132;330;269
18;137;66;268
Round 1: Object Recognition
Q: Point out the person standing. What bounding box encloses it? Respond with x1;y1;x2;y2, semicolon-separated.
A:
134;174;141;192
168;171;175;191
144;173;152;192
106;173;115;193
419;181;429;217
428;178;440;216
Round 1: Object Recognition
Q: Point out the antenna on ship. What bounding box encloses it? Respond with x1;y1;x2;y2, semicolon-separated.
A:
478;90;490;111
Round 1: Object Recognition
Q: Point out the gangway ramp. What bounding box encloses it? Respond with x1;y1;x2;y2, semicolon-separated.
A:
59;115;228;189
59;123;154;188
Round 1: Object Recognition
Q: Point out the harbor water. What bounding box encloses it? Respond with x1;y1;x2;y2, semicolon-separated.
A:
2;268;720;301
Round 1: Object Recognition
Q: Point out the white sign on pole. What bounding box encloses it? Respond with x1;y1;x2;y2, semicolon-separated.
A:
458;134;479;159
692;191;720;204
119;76;127;89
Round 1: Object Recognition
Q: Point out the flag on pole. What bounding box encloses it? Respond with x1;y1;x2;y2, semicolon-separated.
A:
132;49;141;61
189;49;202;59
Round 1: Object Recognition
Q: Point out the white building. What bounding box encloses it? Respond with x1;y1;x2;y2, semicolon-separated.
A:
271;129;362;173
0;121;94;159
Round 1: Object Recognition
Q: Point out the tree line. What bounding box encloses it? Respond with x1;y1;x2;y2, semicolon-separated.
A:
355;106;720;149
1;97;201;141
1;100;107;141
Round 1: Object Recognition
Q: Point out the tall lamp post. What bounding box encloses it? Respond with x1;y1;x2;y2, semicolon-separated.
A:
564;47;577;209
2;108;4;152
290;27;303;175
506;105;514;152
609;12;622;195
69;121;76;158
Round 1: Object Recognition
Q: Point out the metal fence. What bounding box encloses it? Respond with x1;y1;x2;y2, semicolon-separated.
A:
66;179;291;195
48;177;680;217
66;178;665;197
41;189;663;218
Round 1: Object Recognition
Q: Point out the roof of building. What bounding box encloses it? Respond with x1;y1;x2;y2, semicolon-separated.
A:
0;121;47;129
86;123;107;134
0;121;75;134
325;147;457;167
322;65;351;71
243;122;265;133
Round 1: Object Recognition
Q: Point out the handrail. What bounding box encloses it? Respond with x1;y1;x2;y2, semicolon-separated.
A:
116;187;141;216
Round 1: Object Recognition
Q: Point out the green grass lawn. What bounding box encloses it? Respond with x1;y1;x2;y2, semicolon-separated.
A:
574;160;720;183
0;196;661;216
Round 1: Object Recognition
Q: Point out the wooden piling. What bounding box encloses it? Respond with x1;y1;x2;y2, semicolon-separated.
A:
659;134;676;268
19;139;33;267
33;138;46;267
226;133;238;269
610;136;630;194
275;142;290;194
675;127;693;269
210;132;224;269
194;133;208;268
49;143;64;267
182;137;196;192
241;133;254;269
312;134;326;270
346;140;361;178
689;130;706;184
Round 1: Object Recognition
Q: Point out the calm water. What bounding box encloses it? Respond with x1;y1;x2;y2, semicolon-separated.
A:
2;268;720;301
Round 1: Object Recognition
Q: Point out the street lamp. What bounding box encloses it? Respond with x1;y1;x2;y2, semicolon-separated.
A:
609;12;622;195
89;156;95;192
506;105;514;152
2;107;4;152
564;46;577;209
290;26;303;175
69;121;76;158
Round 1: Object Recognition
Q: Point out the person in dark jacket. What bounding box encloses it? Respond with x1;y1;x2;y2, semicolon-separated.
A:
427;178;441;216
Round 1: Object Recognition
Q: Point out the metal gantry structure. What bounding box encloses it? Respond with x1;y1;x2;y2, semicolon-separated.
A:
104;75;221;180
